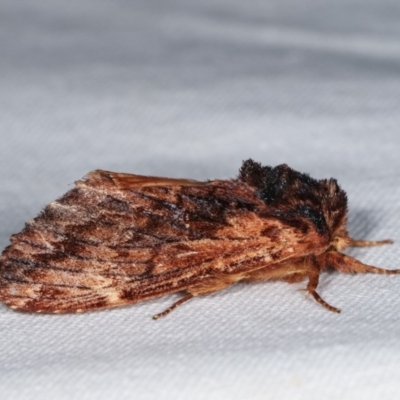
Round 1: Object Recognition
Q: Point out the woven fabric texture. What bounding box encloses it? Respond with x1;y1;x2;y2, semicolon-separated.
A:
1;1;400;399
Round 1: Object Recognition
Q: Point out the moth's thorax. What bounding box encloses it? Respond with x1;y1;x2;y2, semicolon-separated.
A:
238;160;349;242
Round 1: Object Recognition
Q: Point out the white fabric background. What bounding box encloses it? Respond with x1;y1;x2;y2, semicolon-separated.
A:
1;1;400;399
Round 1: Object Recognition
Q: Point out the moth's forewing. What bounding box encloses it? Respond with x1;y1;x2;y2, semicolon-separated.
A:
0;171;329;313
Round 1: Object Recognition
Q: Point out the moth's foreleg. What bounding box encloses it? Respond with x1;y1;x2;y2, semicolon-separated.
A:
306;256;341;313
152;294;193;320
348;239;393;247
326;251;400;275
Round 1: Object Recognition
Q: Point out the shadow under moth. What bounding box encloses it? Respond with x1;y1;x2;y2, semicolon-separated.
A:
0;159;396;318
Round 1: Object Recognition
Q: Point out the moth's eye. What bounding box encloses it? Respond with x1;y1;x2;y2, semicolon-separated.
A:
331;236;348;251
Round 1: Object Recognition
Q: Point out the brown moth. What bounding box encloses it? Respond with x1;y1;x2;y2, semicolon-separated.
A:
0;159;396;318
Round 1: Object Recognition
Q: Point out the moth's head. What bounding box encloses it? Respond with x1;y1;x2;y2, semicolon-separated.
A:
318;178;349;249
238;159;349;244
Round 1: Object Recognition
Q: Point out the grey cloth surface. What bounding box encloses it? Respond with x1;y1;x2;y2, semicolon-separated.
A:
1;1;400;399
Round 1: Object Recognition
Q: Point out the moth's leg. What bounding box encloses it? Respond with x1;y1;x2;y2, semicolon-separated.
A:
152;275;236;319
348;238;393;247
306;257;341;313
152;294;193;320
327;251;400;275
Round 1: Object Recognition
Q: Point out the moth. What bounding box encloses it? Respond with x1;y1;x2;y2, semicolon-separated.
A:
0;159;396;319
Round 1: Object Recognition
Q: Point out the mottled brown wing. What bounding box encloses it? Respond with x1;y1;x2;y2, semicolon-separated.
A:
0;171;329;313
